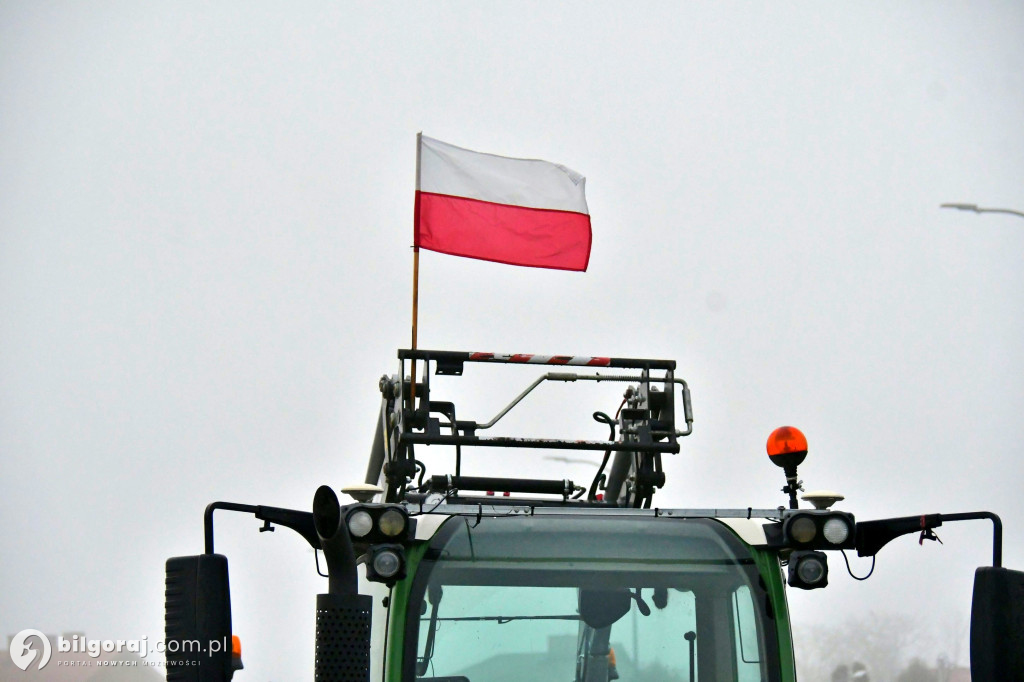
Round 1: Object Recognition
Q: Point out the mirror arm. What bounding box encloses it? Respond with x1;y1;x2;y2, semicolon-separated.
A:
942;511;1002;567
856;511;1002;567
204;502;319;554
204;502;258;554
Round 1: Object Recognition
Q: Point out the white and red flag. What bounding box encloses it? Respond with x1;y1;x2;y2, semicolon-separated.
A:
414;135;591;271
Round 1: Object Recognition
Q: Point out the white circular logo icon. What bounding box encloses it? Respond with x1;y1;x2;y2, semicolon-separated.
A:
9;629;52;671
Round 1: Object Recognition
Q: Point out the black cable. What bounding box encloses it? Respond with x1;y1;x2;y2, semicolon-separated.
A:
841;550;876;581
414;459;426;489
587;455;610;500
409;489;455;517
381;586;394;682
588;399;629;501
587;470;607;501
633;451;643;508
592;410;617;435
588;410;617;501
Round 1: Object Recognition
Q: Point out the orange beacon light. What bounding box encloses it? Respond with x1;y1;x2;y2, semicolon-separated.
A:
767;426;808;509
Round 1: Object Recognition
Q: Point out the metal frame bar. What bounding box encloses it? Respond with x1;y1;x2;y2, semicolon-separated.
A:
398;348;676;371
401;433;679;453
385;348;690;507
402;502;785;519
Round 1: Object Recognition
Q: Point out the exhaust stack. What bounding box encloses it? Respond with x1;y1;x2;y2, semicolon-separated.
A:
312;485;372;682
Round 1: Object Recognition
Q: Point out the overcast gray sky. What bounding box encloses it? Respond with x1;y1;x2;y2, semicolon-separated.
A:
2;2;1022;679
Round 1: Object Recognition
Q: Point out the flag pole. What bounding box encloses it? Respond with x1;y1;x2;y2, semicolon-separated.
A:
410;247;419;406
410;133;422;408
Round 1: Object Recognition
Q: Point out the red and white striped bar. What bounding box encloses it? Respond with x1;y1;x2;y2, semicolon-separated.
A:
398;349;676;371
469;352;611;367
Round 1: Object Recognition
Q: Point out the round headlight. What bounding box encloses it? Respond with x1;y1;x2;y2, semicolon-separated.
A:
796;556;827;585
346;510;373;538
378;509;406;537
822;517;851;545
789;516;817;544
372;549;402;579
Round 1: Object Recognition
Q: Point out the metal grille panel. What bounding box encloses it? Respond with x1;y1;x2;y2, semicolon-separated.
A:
315;593;373;682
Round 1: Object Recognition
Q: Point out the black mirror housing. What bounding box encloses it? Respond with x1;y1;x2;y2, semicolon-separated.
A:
970;566;1024;682
579;588;632;629
165;554;234;681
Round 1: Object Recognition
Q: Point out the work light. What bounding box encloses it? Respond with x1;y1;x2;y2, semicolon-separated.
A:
788;550;829;590
365;545;406;584
783;511;856;550
343;504;412;544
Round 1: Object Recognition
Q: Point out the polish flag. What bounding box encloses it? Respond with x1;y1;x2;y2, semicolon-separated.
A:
414;135;591;271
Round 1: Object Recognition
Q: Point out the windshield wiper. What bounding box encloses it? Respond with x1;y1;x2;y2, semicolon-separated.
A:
416;584;443;676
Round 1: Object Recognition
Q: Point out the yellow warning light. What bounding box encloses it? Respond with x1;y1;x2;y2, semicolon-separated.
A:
231;635;244;672
766;426;808;457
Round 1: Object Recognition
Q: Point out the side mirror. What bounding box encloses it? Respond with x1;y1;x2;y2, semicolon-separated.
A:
579;589;632;629
165;554;234;681
970;566;1024;681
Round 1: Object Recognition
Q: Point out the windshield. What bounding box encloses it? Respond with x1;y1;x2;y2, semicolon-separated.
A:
402;515;779;682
